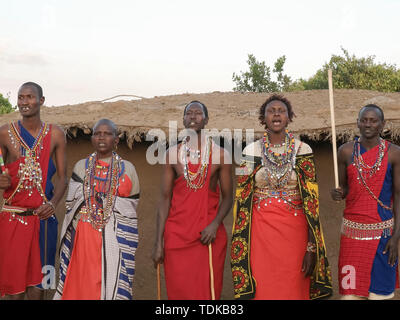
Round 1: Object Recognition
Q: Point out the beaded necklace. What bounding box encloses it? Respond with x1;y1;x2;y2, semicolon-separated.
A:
352;137;391;211
9;121;48;157
180;136;212;191
261;129;296;189
83;152;121;231
5;122;49;203
353;137;385;178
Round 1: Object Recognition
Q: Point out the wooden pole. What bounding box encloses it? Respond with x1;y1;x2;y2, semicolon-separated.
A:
157;263;161;300
328;69;339;188
208;244;215;300
44;219;48;300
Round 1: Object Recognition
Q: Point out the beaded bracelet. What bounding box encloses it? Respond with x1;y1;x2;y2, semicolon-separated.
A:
306;242;317;253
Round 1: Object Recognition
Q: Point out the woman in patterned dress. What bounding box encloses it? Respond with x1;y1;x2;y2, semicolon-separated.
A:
231;94;332;300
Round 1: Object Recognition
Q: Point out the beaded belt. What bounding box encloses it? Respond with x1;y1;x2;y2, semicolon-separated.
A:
78;206;104;232
341;217;393;240
79;206;90;223
253;187;303;212
1;204;37;225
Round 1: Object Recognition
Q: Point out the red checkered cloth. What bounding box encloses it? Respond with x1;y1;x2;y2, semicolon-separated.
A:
338;141;389;297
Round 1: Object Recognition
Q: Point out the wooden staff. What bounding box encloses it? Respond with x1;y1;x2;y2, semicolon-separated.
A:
328;68;339;188
157;263;161;300
208;243;215;300
44;219;48;300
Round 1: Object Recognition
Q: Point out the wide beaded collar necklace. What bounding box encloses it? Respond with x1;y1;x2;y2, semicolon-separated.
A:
261;129;296;189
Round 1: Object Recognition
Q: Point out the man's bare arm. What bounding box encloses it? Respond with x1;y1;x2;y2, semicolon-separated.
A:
200;149;233;245
331;142;352;201
35;125;67;219
152;150;176;267
383;145;400;266
0;125;11;190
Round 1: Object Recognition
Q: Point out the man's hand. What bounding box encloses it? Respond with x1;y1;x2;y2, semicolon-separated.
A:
152;242;164;268
200;221;219;245
34;202;55;220
383;236;400;267
0;169;11;190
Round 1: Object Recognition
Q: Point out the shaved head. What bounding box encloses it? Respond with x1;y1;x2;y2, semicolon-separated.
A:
359;104;384;121
93;119;118;137
20;82;43;99
183;100;208;118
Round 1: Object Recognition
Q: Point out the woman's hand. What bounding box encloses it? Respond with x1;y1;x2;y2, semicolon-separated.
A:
302;251;316;277
330;187;345;201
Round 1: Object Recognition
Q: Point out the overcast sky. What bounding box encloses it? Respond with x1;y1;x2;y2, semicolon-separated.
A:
1;0;399;106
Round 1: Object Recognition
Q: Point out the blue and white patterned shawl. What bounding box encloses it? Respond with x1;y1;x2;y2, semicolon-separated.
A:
54;168;139;300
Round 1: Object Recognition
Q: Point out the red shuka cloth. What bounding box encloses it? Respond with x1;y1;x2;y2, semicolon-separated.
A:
0;125;52;297
163;161;227;300
338;141;388;297
61;220;102;300
250;198;310;300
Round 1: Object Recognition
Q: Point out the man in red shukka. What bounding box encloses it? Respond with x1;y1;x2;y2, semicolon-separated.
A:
152;101;233;299
0;82;67;300
331;104;400;300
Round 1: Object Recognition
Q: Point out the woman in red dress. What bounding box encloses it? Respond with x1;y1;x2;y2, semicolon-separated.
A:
231;94;332;300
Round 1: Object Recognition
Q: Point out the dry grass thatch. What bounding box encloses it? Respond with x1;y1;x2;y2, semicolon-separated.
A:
1;89;399;148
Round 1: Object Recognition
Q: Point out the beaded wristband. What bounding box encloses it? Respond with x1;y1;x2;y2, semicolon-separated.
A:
306;242;317;253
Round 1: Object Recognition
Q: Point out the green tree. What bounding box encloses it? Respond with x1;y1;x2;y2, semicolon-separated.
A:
232;54;293;92
233;49;400;93
0;93;15;114
297;48;400;92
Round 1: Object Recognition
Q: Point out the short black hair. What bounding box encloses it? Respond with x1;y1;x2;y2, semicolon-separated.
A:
20;82;43;99
259;94;295;127
359;104;384;121
93;118;118;137
183;100;209;118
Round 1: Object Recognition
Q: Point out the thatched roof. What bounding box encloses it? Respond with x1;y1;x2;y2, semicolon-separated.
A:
1;89;399;148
